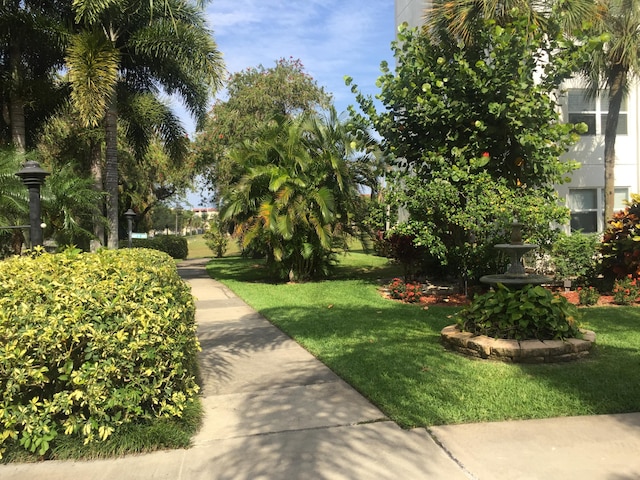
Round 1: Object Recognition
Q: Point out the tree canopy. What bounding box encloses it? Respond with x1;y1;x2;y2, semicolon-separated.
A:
194;58;332;203
347;17;589;280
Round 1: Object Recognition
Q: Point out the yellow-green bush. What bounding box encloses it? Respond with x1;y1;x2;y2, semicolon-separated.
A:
0;247;199;458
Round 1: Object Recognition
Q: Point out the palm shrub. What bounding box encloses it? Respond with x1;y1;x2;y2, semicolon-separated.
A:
222;110;367;282
0;247;199;459
457;284;581;340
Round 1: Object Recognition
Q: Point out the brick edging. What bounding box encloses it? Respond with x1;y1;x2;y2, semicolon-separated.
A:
440;325;596;363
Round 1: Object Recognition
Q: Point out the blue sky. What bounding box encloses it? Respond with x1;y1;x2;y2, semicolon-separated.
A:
183;0;396;207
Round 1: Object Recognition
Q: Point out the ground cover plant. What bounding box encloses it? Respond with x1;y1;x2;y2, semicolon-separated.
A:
206;253;640;427
0;248;201;462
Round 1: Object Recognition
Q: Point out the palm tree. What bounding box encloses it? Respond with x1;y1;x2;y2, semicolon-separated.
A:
579;0;640;221
222;110;366;281
67;0;224;248
0;0;70;152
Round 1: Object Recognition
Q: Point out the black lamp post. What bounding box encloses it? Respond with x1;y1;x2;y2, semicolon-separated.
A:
124;209;136;248
16;160;50;247
175;206;183;236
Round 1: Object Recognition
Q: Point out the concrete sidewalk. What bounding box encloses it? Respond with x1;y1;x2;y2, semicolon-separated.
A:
2;257;639;479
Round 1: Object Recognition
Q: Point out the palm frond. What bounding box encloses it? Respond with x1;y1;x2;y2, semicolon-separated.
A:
66;30;119;127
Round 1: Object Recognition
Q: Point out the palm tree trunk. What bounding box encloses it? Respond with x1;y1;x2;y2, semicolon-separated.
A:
603;65;627;224
105;93;119;249
9;36;26;153
90;138;105;251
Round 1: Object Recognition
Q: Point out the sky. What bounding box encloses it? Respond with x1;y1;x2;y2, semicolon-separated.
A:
182;0;397;207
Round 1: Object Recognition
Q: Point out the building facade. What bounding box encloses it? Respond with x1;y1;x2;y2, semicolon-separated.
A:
394;1;640;233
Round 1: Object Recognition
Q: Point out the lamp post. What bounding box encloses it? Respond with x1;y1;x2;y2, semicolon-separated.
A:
15;160;50;247
175;206;183;236
124;209;136;248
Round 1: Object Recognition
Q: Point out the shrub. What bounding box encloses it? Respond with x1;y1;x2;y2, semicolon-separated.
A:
0;247;199;458
387;278;425;303
203;217;228;258
577;286;600;306
382;229;430;281
551;232;600;281
457;284;581;340
612;276;640;305
600;193;640;281
119;235;188;259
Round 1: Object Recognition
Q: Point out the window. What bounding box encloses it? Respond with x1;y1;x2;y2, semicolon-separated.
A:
601;95;628;135
567;89;627;135
568;189;598;232
568;187;629;233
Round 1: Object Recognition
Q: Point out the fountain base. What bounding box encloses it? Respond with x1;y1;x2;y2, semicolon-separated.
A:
440;325;596;363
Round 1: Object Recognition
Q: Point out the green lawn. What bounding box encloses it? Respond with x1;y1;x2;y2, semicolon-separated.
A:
206;253;640;427
186;234;241;259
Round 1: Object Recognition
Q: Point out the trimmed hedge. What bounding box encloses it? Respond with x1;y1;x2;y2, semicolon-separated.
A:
0;247;199;458
119;235;188;259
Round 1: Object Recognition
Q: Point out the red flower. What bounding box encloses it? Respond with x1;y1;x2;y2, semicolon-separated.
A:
482;152;490;158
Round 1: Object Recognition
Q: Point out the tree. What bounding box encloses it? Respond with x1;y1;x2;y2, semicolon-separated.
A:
347;19;586;281
426;0;636;223
0;0;70;152
66;0;224;248
194;58;332;202
221;109;366;281
579;0;640;222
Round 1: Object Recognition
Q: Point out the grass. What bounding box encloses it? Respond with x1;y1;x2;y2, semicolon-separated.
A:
206;253;640;427
186;234;242;259
1;400;202;463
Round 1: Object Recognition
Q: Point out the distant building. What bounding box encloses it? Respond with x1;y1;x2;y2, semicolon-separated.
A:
395;1;638;233
192;207;218;221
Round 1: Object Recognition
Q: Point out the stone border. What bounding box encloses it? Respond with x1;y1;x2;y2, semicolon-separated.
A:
440;325;596;363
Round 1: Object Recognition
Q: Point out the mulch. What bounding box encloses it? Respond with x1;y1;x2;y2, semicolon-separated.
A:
382;285;626;308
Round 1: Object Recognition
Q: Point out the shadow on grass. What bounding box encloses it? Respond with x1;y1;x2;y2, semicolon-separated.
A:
250;300;640;427
201;256;640;426
205;254;403;286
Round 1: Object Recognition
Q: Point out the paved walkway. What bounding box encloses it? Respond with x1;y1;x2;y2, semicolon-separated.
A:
2;257;640;479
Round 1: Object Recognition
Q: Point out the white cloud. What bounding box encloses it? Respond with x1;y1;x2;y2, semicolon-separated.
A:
204;0;395;115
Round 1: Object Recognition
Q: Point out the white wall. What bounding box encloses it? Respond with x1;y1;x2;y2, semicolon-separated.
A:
395;0;430;29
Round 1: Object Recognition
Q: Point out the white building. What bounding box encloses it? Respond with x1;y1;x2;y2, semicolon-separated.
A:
394;0;639;233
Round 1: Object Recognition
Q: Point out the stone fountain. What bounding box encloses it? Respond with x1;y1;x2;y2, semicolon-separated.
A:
479;219;552;288
440;218;596;363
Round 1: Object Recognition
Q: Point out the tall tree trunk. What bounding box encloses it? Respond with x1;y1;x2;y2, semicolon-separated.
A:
105;94;119;249
9;35;26;153
603;65;627;224
90;138;105;252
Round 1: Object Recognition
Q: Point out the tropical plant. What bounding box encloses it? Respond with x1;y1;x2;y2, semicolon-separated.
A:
578;286;600;306
221;110;366;281
457;283;581;340
347;18;586;282
194;57;331;203
66;0;224;248
0;0;70;152
612;275;640;305
600;193;640;281
0;150;28;256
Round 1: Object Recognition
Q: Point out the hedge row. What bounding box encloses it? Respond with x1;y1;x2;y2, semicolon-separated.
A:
0;247;199;458
118;235;188;260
